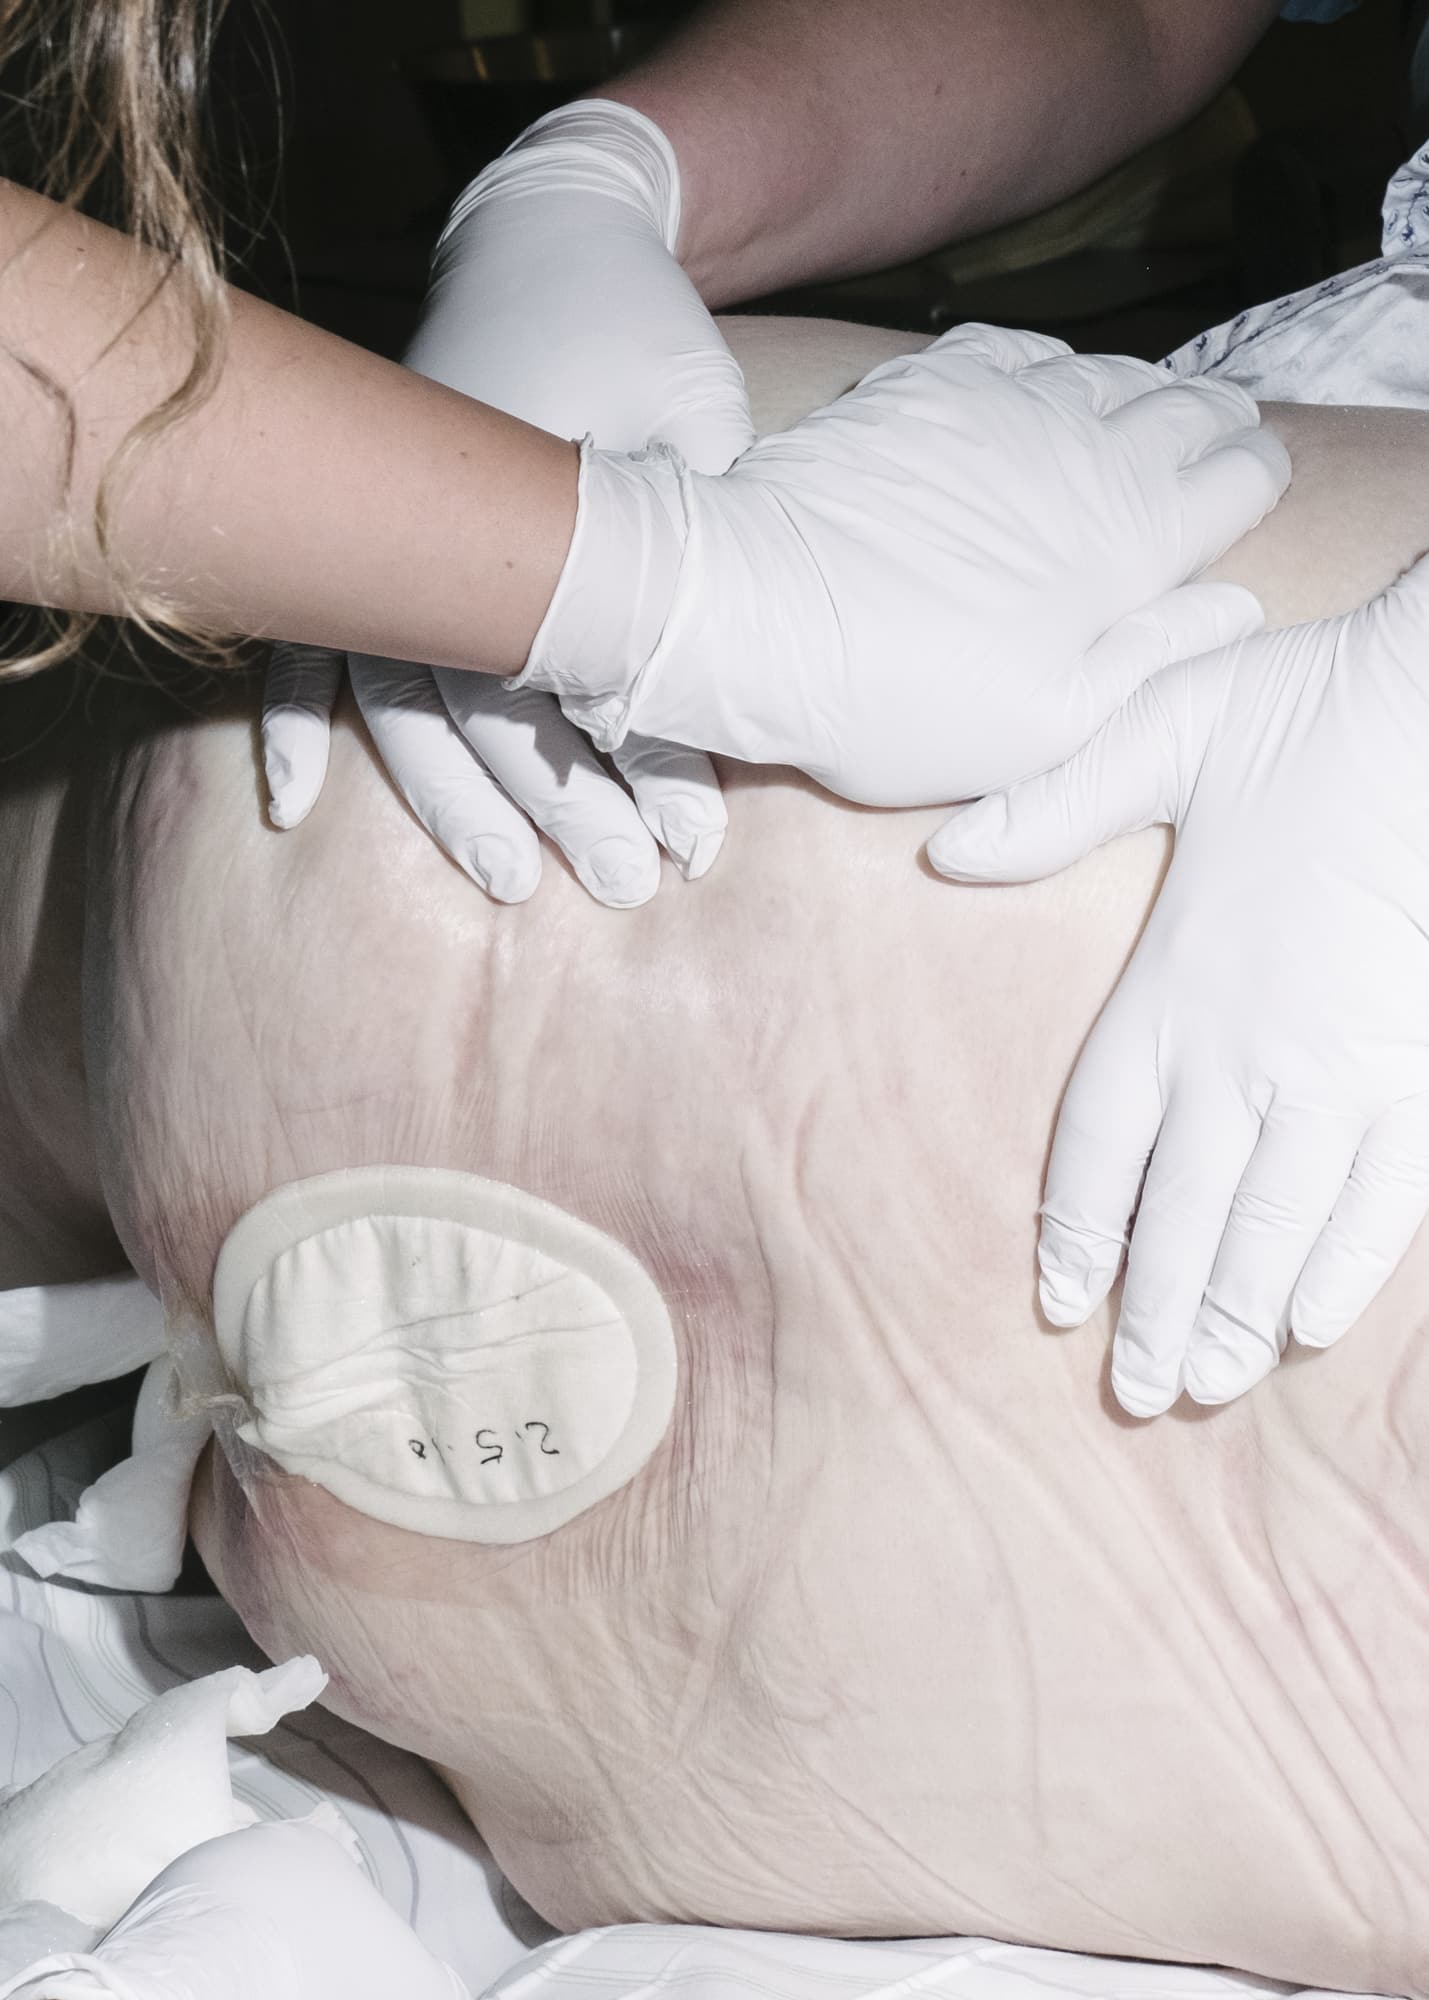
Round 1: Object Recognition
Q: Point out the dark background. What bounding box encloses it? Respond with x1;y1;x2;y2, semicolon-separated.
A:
214;0;1427;362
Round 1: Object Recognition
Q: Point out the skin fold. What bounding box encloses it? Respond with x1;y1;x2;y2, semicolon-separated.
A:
2;319;1429;1994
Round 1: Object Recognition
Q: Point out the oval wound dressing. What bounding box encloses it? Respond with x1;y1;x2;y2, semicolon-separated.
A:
212;1167;677;1543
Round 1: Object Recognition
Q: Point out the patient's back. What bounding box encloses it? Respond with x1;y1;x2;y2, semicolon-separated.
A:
71;324;1429;1998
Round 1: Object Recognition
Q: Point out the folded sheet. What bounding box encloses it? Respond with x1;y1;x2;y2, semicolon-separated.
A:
10;1353;210;1592
0;1656;328;1931
0;1823;471;2000
484;1928;1360;2000
0;1275;165;1407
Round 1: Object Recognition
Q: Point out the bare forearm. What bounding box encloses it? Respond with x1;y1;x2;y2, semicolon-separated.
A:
0;182;577;671
603;0;1283;305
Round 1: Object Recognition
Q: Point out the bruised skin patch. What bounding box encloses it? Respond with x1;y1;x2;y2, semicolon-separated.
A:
212;1167;677;1544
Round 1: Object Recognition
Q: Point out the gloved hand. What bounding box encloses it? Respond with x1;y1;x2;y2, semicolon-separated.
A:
928;554;1429;1416
522;326;1290;804
262;99;750;906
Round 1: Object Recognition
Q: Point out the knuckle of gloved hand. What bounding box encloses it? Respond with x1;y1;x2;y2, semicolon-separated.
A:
1193;376;1260;429
1159;376;1257;435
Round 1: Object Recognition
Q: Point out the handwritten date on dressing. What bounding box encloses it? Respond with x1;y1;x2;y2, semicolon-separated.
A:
408;1421;561;1467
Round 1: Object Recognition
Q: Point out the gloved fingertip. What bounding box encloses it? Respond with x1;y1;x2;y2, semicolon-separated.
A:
646;798;728;879
926;801;1003;880
576;835;661;910
1037;1269;1092;1329
468;838;540;905
1182;1346;1264;1406
1037;1228;1120;1329
1288;1310;1341;1352
267;780;317;831
262;705;331;830
678;825;726;881
1109;1313;1182;1417
1183;1310;1281;1405
1109;1364;1179;1420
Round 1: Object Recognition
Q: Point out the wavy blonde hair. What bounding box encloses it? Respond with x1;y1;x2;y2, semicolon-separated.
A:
0;0;240;677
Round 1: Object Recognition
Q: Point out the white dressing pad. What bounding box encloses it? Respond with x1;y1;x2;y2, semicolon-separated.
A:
211;1167;677;1544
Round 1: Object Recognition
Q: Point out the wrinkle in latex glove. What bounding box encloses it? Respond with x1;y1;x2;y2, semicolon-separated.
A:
523;327;1290;804
930;554;1429;1415
262;99;742;903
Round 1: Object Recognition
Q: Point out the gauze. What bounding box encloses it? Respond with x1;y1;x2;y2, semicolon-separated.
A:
212;1167;677;1543
0;1658;327;1932
0;1822;470;2000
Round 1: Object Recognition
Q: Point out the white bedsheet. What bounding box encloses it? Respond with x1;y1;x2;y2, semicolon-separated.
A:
0;1386;1381;1999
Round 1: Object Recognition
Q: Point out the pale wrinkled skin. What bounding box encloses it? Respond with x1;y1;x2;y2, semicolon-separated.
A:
4;323;1429;1996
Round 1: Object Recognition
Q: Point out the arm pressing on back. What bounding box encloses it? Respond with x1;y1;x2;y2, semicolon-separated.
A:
600;0;1285;305
0;180;576;672
0;181;1289;822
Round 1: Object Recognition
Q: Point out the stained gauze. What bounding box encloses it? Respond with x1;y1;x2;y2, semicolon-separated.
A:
212;1167;677;1543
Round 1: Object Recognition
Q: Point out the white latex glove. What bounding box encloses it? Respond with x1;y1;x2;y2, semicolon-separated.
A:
0;1822;468;2000
262;100;745;906
523;326;1289;804
928;554;1429;1415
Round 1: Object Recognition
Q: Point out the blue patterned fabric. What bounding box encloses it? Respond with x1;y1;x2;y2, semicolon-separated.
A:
1162;140;1429;406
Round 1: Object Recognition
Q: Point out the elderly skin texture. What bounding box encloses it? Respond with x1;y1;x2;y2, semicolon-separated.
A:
4;322;1429;1994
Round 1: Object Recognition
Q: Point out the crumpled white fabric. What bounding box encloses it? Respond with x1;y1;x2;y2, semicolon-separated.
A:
0;1417;546;1989
11;1353;211;1591
0;1823;471;2000
1164;140;1429;407
0;1274;165;1406
0;1658;327;1933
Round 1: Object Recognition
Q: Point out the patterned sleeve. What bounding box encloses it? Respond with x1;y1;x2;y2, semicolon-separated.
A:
1278;0;1359;19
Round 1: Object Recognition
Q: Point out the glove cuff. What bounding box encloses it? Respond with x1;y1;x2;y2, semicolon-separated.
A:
513;437;691;749
438;99;682;255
